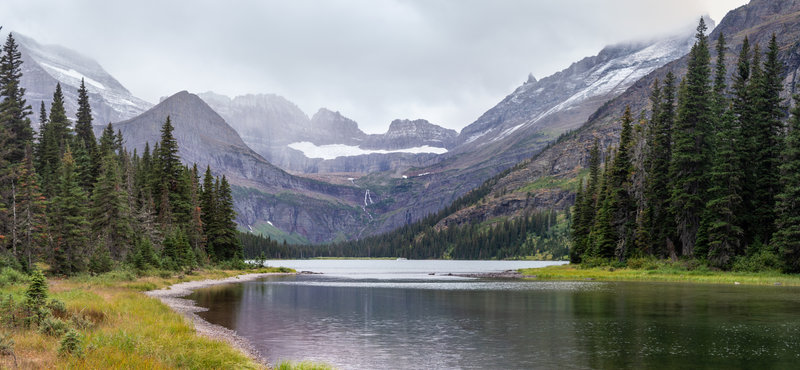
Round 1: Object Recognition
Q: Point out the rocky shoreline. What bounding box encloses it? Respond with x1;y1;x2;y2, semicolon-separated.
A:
144;272;295;367
450;270;538;279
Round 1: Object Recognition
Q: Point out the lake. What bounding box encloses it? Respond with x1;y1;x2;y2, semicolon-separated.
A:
188;260;800;369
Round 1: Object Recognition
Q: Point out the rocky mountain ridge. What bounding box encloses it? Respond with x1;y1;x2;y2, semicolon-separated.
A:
15;33;152;129
430;0;800;230
198;92;456;174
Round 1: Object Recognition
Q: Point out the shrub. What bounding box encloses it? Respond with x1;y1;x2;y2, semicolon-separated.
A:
0;268;28;287
88;246;114;274
25;270;48;309
732;250;781;273
580;256;611;269
47;299;68;319
0;295;24;328
39;315;69;337
626;256;660;270
58;329;83;357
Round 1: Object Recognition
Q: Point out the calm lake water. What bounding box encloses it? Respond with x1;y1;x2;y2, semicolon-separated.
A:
189;260;800;369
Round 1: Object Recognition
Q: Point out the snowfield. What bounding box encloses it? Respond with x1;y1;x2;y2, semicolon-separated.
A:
288;141;448;160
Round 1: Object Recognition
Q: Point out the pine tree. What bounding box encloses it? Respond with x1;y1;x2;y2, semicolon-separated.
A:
50;148;89;275
74;79;96;154
74;79;98;188
36;84;71;196
208;176;242;261
702;107;743;269
750;34;784;245
606;106;636;260
669;18;713;257
90;154;133;260
773;95;800;273
14;144;47;271
569;179;586;263
0;33;33;164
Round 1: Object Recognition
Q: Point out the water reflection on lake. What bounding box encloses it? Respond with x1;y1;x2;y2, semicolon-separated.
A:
189;260;800;369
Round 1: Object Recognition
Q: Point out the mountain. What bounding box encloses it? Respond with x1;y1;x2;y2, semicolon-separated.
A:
343;22;702;238
423;0;800;230
198;92;456;174
14;33;152;129
115;91;371;243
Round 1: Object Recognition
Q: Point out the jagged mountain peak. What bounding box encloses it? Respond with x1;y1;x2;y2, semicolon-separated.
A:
310;108;367;141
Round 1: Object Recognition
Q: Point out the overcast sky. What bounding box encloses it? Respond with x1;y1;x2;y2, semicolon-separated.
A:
2;0;747;133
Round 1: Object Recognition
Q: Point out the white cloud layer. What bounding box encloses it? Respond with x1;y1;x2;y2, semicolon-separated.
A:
0;0;747;133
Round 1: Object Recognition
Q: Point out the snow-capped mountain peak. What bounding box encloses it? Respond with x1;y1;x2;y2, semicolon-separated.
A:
14;32;152;128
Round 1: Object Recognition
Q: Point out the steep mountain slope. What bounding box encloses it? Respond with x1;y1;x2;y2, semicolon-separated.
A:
115;91;370;243
15;33;152;128
430;0;800;229
198;92;456;174
349;23;701;237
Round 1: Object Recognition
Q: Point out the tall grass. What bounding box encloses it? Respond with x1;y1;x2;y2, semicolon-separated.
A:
0;267;295;369
521;263;800;286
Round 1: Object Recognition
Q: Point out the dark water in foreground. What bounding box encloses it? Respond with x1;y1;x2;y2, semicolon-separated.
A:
189;261;800;369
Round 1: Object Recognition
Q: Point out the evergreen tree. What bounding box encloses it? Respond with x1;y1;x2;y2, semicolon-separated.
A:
74;79;96;154
669;18;713;257
773;95;800;273
90;154;133;260
13;144;47;271
74;79;98;188
36;84;71;196
702;107;743;269
606;106;636;260
50;148;89;275
208;176;242;261
750;34;784;245
0;33;33;163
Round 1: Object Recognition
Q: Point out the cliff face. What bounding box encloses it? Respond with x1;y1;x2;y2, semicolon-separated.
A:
431;0;800;229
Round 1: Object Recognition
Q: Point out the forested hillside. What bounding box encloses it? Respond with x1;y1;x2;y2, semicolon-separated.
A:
0;33;243;275
573;20;800;272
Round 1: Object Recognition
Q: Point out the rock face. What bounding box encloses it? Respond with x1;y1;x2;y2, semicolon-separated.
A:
198;93;456;174
366;119;457;150
115;91;370;243
15;33;152;129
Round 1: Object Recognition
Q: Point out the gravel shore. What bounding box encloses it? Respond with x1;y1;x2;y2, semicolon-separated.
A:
145;273;295;367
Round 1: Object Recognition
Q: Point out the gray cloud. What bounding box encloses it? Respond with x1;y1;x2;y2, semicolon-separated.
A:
1;0;747;133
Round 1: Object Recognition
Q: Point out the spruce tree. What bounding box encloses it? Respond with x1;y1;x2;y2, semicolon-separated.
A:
74;79;96;154
74;79;98;187
669;18;713;257
210;176;242;261
606;106;636;260
647;72;676;256
0;33;33;163
14;144;47;272
773;95;800;273
702;107;743;269
90;154;133;260
50;148;89;275
750;34;784;245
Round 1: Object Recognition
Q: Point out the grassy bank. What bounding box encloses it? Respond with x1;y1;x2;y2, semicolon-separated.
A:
0;267;330;369
522;263;800;286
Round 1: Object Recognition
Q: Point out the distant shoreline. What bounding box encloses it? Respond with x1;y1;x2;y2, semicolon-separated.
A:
521;265;800;286
145;272;296;366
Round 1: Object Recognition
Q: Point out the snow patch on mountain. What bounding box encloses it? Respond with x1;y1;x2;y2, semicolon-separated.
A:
39;62;106;90
288;141;448;160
